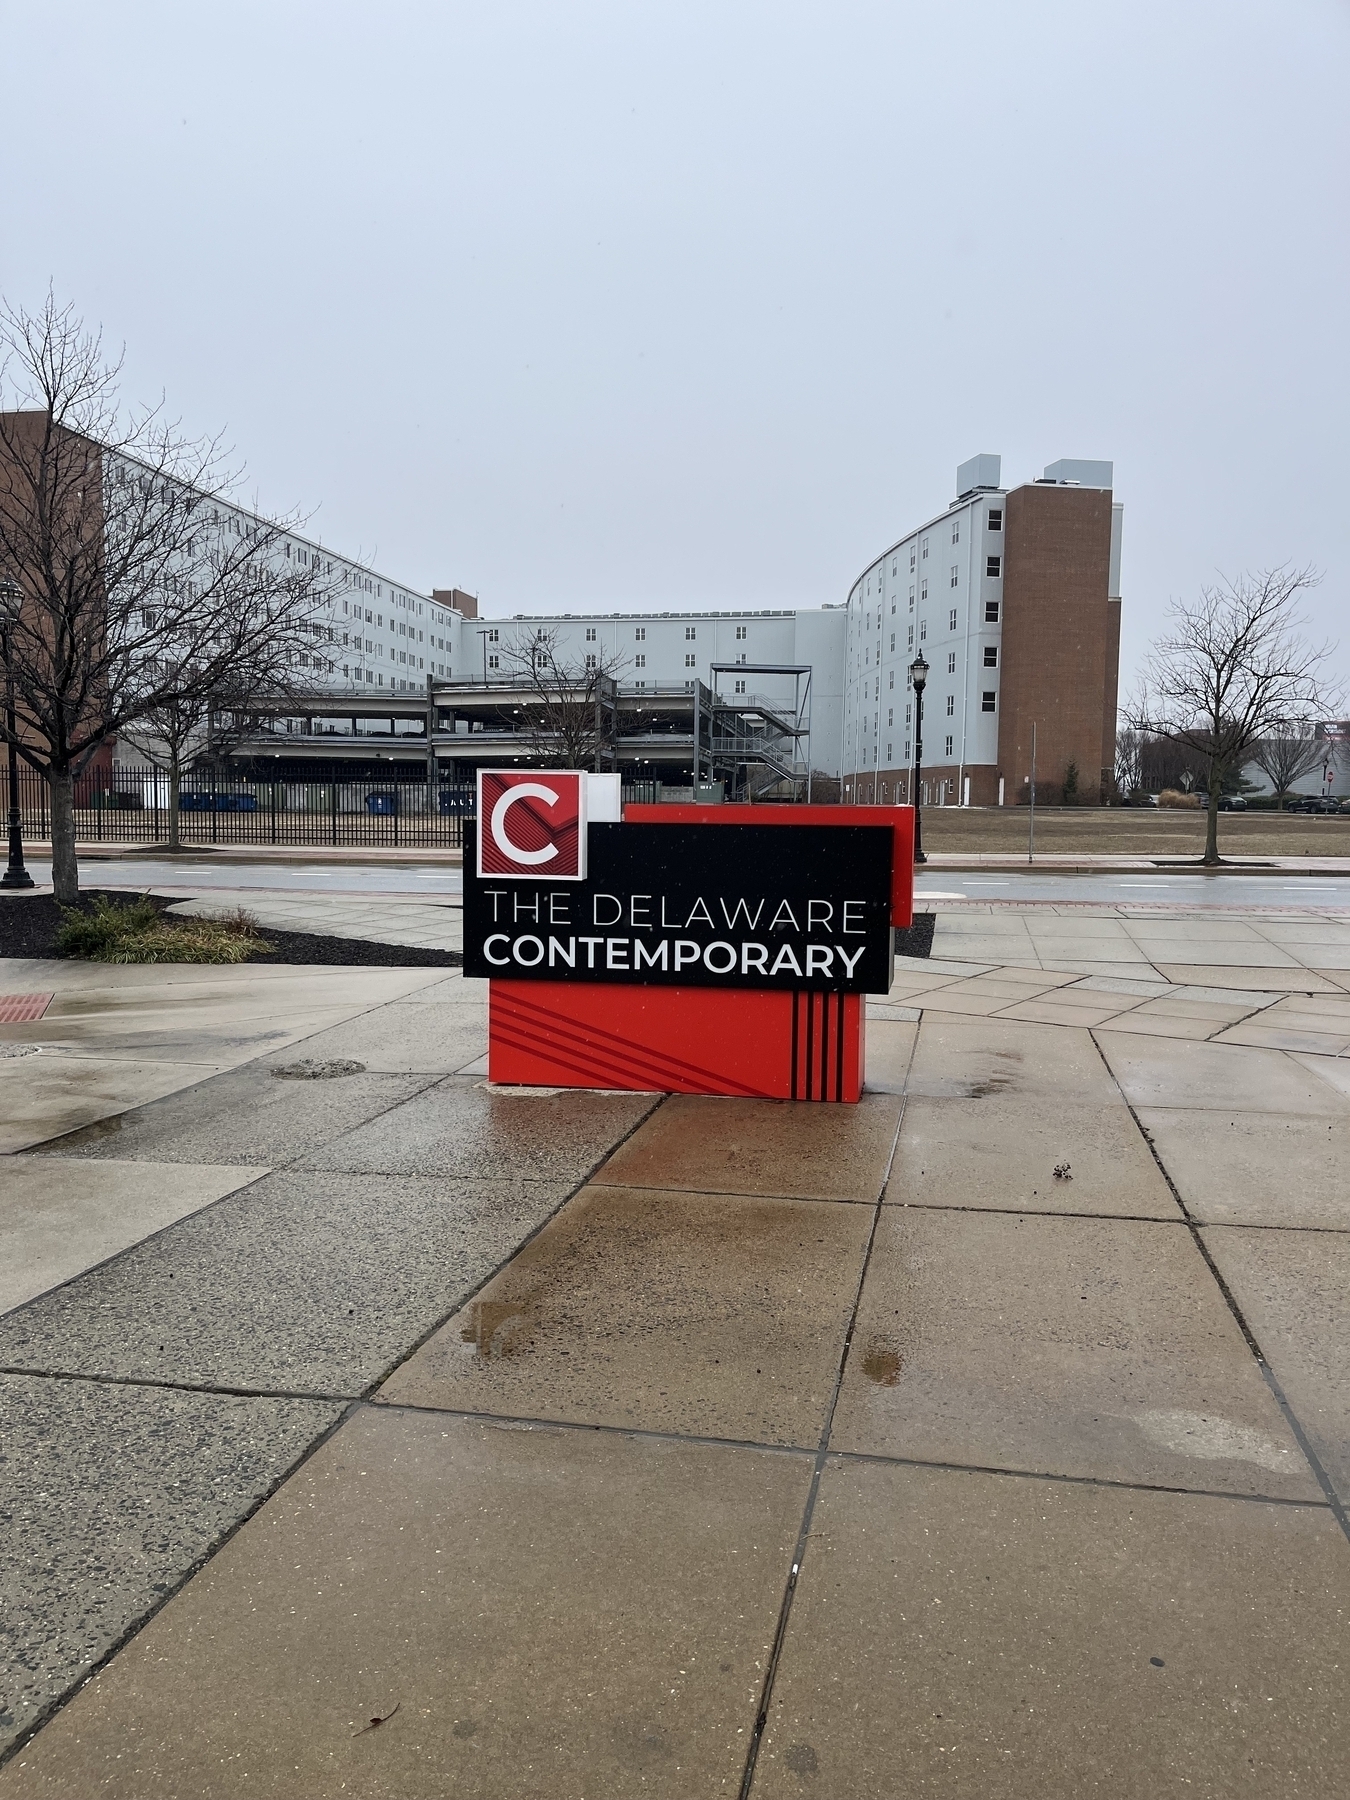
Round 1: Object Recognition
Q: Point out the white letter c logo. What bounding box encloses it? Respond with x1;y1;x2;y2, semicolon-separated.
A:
491;783;561;865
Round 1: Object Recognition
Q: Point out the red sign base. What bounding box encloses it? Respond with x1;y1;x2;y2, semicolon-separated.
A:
489;980;865;1102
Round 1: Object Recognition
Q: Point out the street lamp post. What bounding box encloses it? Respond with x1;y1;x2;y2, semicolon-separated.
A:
0;580;34;890
909;652;929;865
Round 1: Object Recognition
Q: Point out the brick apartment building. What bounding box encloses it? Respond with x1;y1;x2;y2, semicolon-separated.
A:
840;455;1123;806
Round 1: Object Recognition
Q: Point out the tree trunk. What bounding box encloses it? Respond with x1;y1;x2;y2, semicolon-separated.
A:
168;748;181;852
49;768;79;903
1203;786;1221;865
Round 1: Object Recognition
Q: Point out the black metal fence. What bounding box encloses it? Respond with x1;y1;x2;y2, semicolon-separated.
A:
8;765;470;850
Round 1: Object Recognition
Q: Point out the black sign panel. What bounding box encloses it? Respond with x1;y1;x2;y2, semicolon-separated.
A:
463;822;894;994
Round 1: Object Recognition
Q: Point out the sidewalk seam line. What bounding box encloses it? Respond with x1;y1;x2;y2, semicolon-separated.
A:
1089;1029;1350;1546
736;1015;917;1799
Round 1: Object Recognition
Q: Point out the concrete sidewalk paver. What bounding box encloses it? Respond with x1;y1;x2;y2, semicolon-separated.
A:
835;1216;1324;1497
0;1055;231;1154
0;1408;812;1800
1135;1110;1350;1229
887;1090;1179;1216
379;1183;873;1445
592;1092;902;1202
1201;1226;1350;1505
0;1156;267;1313
1097;1032;1350;1114
300;1077;656;1185
755;1462;1350;1800
261;996;487;1075
0;1375;341;1761
830;1210;1319;1498
0;1171;573;1397
35;1061;440;1167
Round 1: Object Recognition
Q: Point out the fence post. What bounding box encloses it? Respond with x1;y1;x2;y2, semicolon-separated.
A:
394;786;400;849
270;781;277;845
330;781;337;846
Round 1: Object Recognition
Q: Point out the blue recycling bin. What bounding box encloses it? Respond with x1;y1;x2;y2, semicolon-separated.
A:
365;791;398;816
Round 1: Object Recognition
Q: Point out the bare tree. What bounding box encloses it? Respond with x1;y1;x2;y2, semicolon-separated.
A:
1251;721;1329;809
1125;567;1341;864
0;295;329;900
497;626;624;769
119;658;331;851
1114;724;1143;797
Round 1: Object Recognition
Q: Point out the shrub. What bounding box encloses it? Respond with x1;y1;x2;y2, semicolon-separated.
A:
57;896;271;964
1157;789;1201;809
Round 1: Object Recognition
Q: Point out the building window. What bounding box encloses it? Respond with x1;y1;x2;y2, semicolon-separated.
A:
987;556;1001;577
909;548;916;571
950;565;959;588
921;537;929;559
920;579;928;602
735;625;747;640
919;621;927;641
946;694;955;716
890;633;895;652
949;609;958;632
945;734;953;756
904;740;911;759
488;653;499;669
947;651;956;674
985;600;1000;623
487;628;499;643
586;654;597;669
952;520;960;544
586;627;597;642
685;653;696;667
984;645;998;666
988;509;1002;531
905;704;912;725
888;669;894;689
635;626;646;640
635;654;646;668
685;626;697;640
982;691;997;712
887;708;894;727
734;678;746;694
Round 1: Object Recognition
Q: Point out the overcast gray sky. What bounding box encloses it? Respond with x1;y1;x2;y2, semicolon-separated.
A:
3;1;1347;691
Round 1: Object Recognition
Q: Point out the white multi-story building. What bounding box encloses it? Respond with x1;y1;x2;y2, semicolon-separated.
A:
97;443;1121;800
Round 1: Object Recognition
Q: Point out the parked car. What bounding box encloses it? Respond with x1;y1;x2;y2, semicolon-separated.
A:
1121;790;1159;806
1193;792;1247;811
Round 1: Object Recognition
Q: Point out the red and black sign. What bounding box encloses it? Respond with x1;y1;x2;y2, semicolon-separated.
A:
465;821;895;994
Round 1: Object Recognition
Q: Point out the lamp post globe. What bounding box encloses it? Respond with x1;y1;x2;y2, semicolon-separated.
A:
908;653;929;866
0;580;34;890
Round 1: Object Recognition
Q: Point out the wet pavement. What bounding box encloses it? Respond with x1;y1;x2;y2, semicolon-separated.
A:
2;911;1349;1796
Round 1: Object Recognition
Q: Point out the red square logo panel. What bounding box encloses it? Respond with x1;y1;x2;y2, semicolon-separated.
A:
477;771;587;880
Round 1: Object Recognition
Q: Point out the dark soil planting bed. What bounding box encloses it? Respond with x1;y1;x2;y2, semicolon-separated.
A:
0;891;462;969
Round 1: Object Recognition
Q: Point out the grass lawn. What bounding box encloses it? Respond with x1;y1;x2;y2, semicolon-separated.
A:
916;806;1350;858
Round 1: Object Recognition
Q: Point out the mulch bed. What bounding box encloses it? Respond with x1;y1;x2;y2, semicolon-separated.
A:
0;890;463;969
894;911;935;959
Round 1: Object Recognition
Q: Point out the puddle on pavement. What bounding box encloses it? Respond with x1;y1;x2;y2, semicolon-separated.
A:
861;1341;903;1385
459;1299;531;1360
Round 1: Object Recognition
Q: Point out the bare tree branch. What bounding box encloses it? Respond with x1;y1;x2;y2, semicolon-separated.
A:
0;294;331;898
496;626;624;770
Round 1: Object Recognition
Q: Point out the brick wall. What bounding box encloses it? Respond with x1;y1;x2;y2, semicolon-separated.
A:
997;485;1116;804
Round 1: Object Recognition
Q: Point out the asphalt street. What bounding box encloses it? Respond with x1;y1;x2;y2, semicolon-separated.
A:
29;857;1350;911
